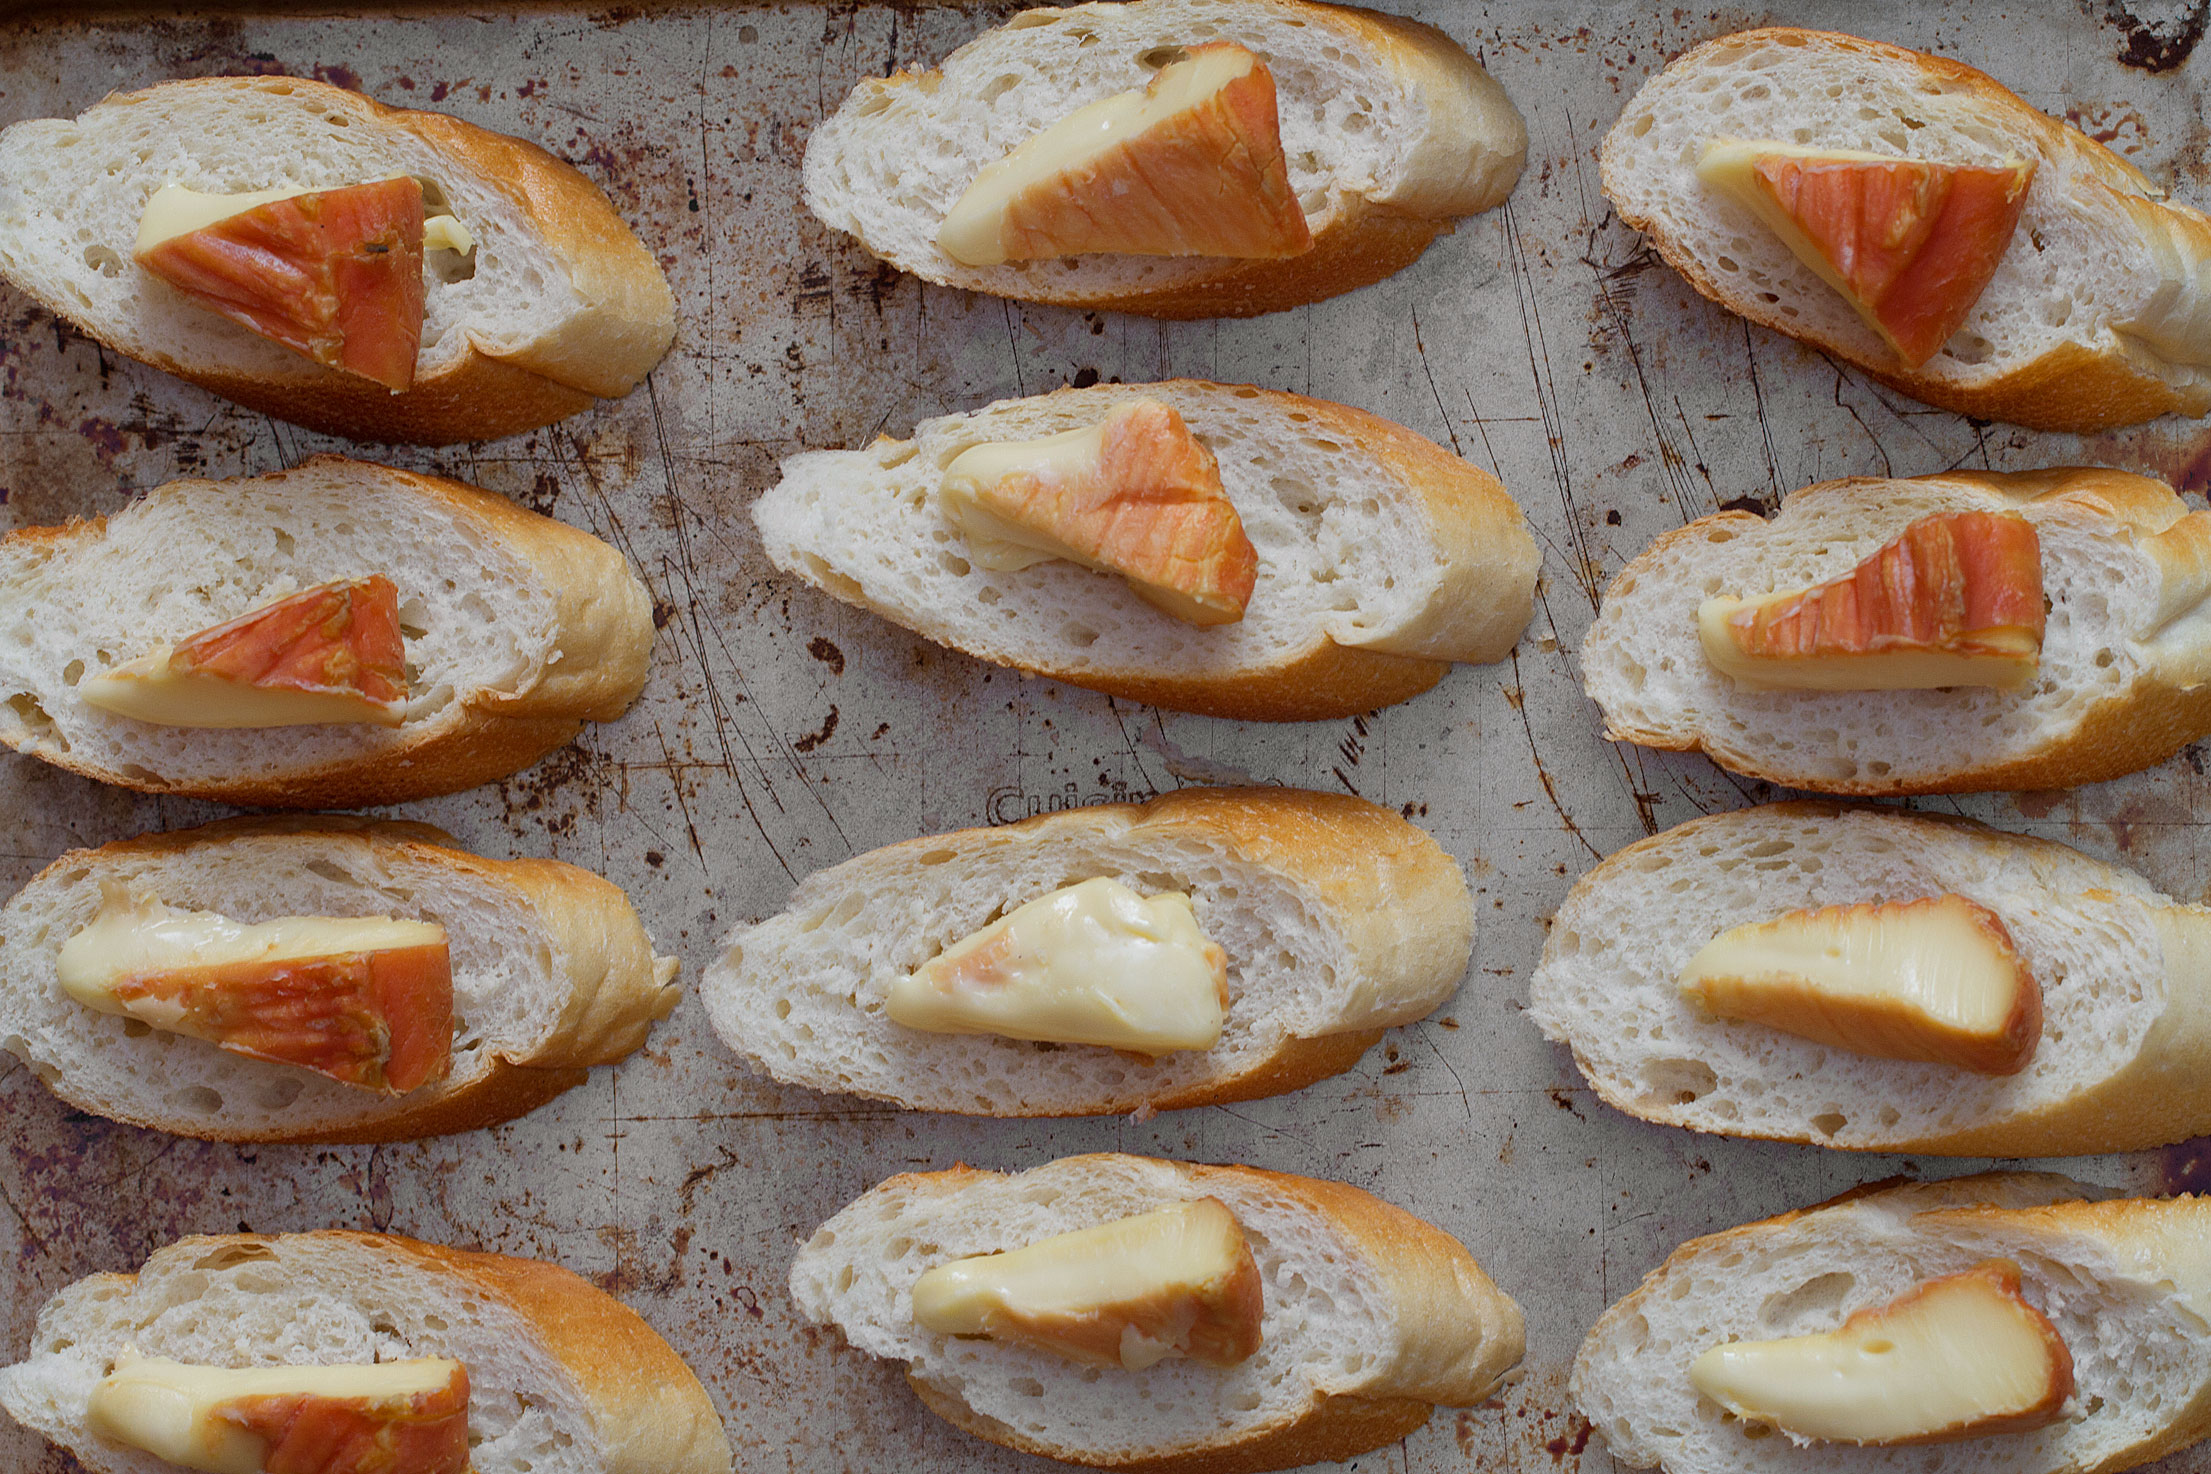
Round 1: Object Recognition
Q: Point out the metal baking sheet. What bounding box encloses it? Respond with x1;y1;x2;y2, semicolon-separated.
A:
3;2;2210;1468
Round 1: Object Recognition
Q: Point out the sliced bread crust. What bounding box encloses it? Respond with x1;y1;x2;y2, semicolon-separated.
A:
753;381;1538;722
0;815;681;1144
790;1153;1524;1472
802;0;1526;318
1573;1173;2211;1474
703;786;1475;1115
0;76;675;445
1581;467;2211;794
1600;28;2211;433
0;454;654;809
1527;802;2211;1157
0;1230;732;1474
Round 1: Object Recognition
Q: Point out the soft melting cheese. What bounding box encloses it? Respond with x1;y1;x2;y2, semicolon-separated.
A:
1689;1260;2073;1445
1678;894;2040;1075
911;1198;1265;1371
885;877;1226;1055
79;653;405;729
58;888;445;1021
940;425;1112;574
136;181;475;254
87;1351;463;1474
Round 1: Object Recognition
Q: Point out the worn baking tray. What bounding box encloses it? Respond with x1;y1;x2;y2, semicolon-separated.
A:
3;1;2211;1469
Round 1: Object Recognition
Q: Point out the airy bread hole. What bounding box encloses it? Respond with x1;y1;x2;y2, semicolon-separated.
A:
1138;45;1189;69
1811;1110;1848;1136
192;1242;277;1271
1642;1058;1717;1105
1759;1271;1853;1329
6;692;66;751
169;1085;223;1114
82;243;125;278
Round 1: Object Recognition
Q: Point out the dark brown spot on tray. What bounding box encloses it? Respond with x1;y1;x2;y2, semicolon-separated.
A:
806;637;844;675
2102;0;2209;71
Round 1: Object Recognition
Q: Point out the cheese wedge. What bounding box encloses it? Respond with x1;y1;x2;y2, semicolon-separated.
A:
80;576;409;729
1699;141;2034;367
88;1351;469;1474
939;42;1312;266
1699;510;2044;690
1680;894;2040;1075
1690;1260;2073;1445
939;399;1257;626
911;1198;1264;1371
137;181;475;256
58;887;453;1094
886;876;1227;1055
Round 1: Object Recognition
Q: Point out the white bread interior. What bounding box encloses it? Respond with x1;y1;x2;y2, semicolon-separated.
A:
790;1153;1524;1468
1526;802;2211;1157
753;380;1537;715
0;1231;732;1474
703;787;1474;1115
1580;468;2211;793
1600;28;2211;423
0;817;679;1142
0;454;649;802
1573;1173;2211;1474
803;0;1525;310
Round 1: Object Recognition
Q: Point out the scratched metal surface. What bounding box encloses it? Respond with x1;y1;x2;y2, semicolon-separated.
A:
2;1;2211;1469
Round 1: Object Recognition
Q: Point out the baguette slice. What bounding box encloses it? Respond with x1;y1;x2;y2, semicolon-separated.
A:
1600;28;2211;433
0;453;653;809
1582;467;2211;794
0;814;680;1143
803;0;1525;318
0;76;675;445
1527;802;2211;1157
791;1153;1524;1472
704;786;1474;1115
0;1230;731;1474
1573;1173;2211;1474
754;381;1538;721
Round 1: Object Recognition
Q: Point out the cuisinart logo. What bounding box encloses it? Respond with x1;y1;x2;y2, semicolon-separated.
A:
987;779;1157;825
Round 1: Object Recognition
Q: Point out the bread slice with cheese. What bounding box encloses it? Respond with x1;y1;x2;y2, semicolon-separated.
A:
0;1230;731;1473
0;453;653;809
804;0;1525;318
1526;801;2211;1157
753;381;1538;721
1581;467;2211;794
704;786;1474;1115
0;76;674;445
1573;1173;2211;1474
0;814;680;1143
1601;28;2211;433
791;1153;1523;1472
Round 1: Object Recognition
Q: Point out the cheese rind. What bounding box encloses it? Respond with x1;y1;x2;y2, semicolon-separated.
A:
1689;1260;2073;1445
938;42;1311;266
87;1352;468;1474
1679;894;2040;1075
910;1198;1265;1371
939;399;1257;626
886;876;1227;1055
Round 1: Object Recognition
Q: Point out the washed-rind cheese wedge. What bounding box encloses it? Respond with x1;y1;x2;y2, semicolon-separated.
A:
705;787;1475;1115
804;0;1526;318
939;42;1311;266
0;1231;732;1474
0;76;674;445
755;381;1539;722
1528;802;2211;1157
1583;467;2211;794
0;816;680;1144
1601;28;2211;432
0;455;653;809
1572;1175;2211;1474
1688;1259;2073;1446
791;1154;1525;1472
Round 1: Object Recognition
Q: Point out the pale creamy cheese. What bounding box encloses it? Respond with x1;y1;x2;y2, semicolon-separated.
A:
938;45;1258;266
940;422;1116;573
1678;894;2037;1074
885;877;1226;1054
1697;140;1916;325
88;1350;462;1474
1689;1262;2071;1445
1696;594;2040;690
911;1198;1263;1371
135;180;475;255
79;643;408;729
58;886;446;1023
